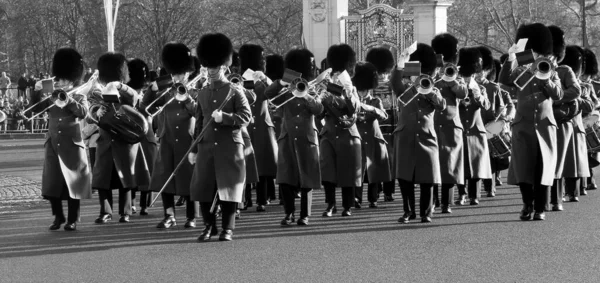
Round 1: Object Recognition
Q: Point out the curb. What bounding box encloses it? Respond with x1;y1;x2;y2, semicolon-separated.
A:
0;133;46;140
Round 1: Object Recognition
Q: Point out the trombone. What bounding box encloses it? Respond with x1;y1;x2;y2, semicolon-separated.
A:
513;57;554;90
145;74;205;118
23;71;99;121
268;68;331;109
397;74;435;106
435;63;458;83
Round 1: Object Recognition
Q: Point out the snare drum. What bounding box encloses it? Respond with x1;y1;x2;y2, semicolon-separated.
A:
485;120;512;158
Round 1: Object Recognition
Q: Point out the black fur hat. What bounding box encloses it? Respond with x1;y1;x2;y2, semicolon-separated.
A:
266;54;285;80
515;23;553;56
239;44;265;72
127;58;149;90
548;25;566;63
352;62;379;91
97;52;128;84
161;42;194;75
52;48;84;83
365;47;394;74
583;48;599;76
561;45;584;76
326;44;357;74
196;33;234;68
284;48;315;80
488;58;502;82
409;43;437;76
231;51;240;69
431;33;459;64
457;47;483;77
477;46;494;71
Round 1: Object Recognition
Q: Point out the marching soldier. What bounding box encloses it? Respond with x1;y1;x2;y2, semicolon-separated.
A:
561;46;594;202
547;27;579;211
90;52;151;224
190;33;252;241
265;54;286;203
390;43;446;223
477;46;512;198
432;33;468;211
499;23;567;221
128;58;154;216
456;47;492;205
144;42;199;229
320;43;362;217
581;48;600;192
266;47;323;226
33;48;92;231
352;62;392;208
366;47;396;201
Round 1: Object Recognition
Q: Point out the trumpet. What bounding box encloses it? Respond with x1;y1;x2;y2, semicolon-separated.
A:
269;68;332;109
23;71;99;121
436;63;459;83
513;57;554;90
228;74;243;85
398;74;434;106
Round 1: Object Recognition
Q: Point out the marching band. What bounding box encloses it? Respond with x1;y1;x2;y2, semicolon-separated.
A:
31;25;600;241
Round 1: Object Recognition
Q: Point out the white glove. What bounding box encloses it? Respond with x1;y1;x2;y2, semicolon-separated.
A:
34;80;43;91
252;71;267;82
212;110;223;123
397;52;410;69
188;152;197;165
96;107;106;118
507;44;519;62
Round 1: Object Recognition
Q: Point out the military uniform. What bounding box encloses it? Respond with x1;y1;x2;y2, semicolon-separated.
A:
33;90;91;225
355;95;392;205
143;87;199;221
266;80;323;221
390;69;446;219
241;88;260;207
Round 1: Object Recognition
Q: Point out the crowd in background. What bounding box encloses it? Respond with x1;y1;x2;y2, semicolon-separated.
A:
0;71;52;132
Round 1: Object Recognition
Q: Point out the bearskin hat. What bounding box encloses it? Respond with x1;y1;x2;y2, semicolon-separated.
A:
488;58;502;82
583;48;599;76
196;33;233;68
457;47;483;77
431;33;459;64
409;43;438;76
352;62;379;91
161;42;194;75
548;25;566;63
126;58;149;90
326;44;357;74
477;46;494;71
284;48;315;80
515;23;553;56
97;52;128;84
561;45;584;76
266;54;285;81
239;44;265;73
52;48;84;83
365;47;394;74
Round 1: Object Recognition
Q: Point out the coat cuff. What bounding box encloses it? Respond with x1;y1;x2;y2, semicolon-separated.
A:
221;112;235;126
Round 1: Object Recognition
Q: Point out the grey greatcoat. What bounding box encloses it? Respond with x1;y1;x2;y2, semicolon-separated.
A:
356;95;392;183
248;80;278;177
459;85;492;179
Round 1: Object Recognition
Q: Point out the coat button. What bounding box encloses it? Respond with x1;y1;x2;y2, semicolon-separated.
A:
214;128;217;131
295;126;298;129
336;136;339;139
57;143;60;146
416;134;419;137
296;115;300;117
58;131;61;133
177;113;180;116
59;118;62;121
294;138;297;141
365;142;368;144
175;139;179;142
213;100;217;103
112;139;114;142
253;127;256;130
178;101;181;104
297;104;300;106
215;142;218;145
176;126;179;129
364;132;367;134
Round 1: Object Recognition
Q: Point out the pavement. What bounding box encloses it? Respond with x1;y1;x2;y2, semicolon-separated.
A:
1;139;600;282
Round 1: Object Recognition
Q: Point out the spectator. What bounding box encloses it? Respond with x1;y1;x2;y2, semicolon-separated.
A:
17;72;28;98
13;96;25;130
0;72;11;97
27;75;36;98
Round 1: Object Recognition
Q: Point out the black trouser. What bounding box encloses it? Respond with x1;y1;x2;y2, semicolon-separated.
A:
132;190;152;208
200;201;237;231
281;184;312;218
434;183;454;206
89;148;96;170
519;183;549;213
266;177;277;200
255;176;270;205
244;183;252;205
483;174;496;194
50;197;80;223
383;180;396;196
161;193;199;219
550;178;564;206
323;182;355;209
398;179;433;218
565;177;580;198
355;183;379;204
97;188;132;216
457;178;481;200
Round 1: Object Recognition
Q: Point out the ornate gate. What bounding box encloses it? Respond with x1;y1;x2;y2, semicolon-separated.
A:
343;3;414;61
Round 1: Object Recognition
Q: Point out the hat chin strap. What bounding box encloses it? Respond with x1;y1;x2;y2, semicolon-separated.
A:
208;67;227;82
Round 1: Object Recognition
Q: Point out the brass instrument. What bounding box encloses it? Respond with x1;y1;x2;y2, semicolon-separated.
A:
513;57;554;90
269;68;332;109
23;71;98;121
398;74;435;106
145;74;206;117
435;63;459;83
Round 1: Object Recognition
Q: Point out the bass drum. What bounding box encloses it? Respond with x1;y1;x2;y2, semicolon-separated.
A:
97;104;149;144
584;112;600;153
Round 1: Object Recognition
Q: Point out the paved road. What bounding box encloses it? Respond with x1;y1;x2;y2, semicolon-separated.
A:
1;140;600;282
